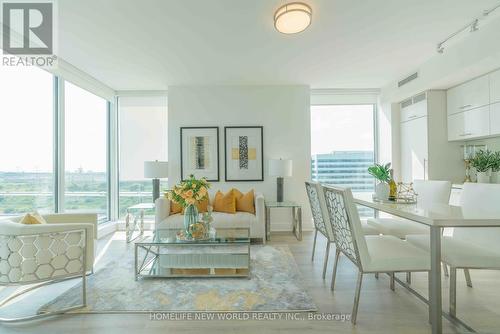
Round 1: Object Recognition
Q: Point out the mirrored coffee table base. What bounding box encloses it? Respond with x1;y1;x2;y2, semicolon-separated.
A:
134;228;250;279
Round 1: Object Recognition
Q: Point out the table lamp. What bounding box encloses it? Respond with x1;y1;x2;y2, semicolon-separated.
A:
144;160;168;202
269;159;293;202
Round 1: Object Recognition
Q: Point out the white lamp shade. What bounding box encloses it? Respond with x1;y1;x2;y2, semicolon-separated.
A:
144;161;168;178
268;159;293;177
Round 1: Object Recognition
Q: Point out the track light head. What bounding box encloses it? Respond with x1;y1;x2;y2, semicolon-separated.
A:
470;19;479;32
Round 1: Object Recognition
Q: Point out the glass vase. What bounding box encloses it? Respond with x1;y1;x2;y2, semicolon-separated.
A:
183;204;198;236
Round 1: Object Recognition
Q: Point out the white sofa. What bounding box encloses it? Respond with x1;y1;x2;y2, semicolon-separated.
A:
155;192;265;243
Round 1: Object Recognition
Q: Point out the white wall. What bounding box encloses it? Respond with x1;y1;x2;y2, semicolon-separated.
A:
168;85;312;231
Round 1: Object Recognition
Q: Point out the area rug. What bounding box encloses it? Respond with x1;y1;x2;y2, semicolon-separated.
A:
39;245;316;313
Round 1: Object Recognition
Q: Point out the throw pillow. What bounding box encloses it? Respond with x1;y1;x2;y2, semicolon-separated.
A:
213;190;236;214
170;201;182;214
233;189;255;214
19;212;47;225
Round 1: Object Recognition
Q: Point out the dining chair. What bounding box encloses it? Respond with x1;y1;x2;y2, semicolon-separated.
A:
367;180;452;282
305;182;380;279
367;180;452;239
406;183;500;317
322;185;430;324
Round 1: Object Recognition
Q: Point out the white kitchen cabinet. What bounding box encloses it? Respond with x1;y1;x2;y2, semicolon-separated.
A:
490;69;500;104
399;91;463;184
447;105;490;141
447;75;490;115
401;99;427;122
491;102;500;135
401;116;428;182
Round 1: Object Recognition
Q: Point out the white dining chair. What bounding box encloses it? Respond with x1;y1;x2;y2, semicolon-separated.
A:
367;180;452;239
406;183;500;317
305;182;379;279
322;185;430;324
368;180;452;282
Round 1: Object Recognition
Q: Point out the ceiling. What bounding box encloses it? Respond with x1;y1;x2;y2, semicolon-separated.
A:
57;0;500;90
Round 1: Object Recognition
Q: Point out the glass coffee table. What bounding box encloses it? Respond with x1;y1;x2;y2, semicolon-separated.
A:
134;228;250;279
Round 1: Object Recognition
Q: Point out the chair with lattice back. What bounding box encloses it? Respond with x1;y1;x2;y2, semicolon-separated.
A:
322;184;430;324
305;181;379;280
305;182;335;279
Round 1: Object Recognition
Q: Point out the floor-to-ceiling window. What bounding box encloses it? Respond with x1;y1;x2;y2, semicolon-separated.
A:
64;81;109;221
0;66;54;216
311;104;376;217
118;96;168;219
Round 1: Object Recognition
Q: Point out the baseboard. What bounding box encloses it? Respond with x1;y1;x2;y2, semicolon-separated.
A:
98;221;118;239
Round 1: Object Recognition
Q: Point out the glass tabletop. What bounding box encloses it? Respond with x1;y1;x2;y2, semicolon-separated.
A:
265;201;300;208
137;228;250;245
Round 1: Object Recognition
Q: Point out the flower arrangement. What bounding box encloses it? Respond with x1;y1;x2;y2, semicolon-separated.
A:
166;174;210;207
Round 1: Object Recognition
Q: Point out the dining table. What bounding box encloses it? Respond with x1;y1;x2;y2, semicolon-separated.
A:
353;192;500;334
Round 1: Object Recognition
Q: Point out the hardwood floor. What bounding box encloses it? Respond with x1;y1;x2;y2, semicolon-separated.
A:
1;230;499;334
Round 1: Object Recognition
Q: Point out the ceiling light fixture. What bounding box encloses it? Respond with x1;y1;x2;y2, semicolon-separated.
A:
274;2;312;34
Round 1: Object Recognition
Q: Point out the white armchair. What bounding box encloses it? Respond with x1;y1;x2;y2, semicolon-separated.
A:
0;213;97;322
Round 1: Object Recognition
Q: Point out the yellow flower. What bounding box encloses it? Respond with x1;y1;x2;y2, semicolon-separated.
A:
192;184;196;189
186;198;196;205
185;189;194;198
199;187;207;197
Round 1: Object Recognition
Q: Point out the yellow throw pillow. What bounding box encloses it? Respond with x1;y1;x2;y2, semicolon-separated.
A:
170;201;182;214
213;190;236;214
233;189;255;214
181;198;209;214
20;212;47;225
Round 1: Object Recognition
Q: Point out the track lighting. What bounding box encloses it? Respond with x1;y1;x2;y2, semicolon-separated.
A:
436;4;499;54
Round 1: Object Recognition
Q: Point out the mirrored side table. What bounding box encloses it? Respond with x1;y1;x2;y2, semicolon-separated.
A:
265;201;302;241
126;203;154;243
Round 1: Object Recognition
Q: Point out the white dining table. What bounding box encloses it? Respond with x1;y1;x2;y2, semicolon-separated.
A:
353;192;500;334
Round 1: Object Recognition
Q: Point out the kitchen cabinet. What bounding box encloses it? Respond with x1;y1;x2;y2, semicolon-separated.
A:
447;105;490;141
401;116;428;182
447;75;490;116
399;91;463;184
491;102;500;136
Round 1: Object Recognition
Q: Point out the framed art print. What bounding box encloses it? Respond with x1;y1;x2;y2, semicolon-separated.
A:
224;126;264;181
180;127;219;181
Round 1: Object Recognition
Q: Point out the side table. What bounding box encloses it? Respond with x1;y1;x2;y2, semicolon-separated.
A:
125;202;154;243
265;201;302;241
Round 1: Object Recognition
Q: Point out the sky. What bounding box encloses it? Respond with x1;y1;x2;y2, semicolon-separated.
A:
310;105;374;155
0;66;107;172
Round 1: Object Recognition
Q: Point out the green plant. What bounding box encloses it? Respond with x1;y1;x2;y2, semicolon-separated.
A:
470;149;493;173
491;151;500;173
367;163;392;183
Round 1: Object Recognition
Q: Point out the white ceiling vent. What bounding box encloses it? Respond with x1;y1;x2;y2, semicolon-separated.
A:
398;72;419;87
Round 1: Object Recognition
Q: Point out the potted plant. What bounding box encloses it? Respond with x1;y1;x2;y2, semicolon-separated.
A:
368;163;392;200
490;151;500;184
470;149;493;183
166;175;210;237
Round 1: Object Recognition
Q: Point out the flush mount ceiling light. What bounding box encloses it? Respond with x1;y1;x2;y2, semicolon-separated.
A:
274;2;312;34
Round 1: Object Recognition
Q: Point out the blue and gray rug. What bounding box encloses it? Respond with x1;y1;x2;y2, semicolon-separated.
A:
39;245;316;313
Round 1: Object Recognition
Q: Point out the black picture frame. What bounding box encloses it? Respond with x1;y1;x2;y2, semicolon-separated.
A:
224;126;264;182
180;126;220;182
